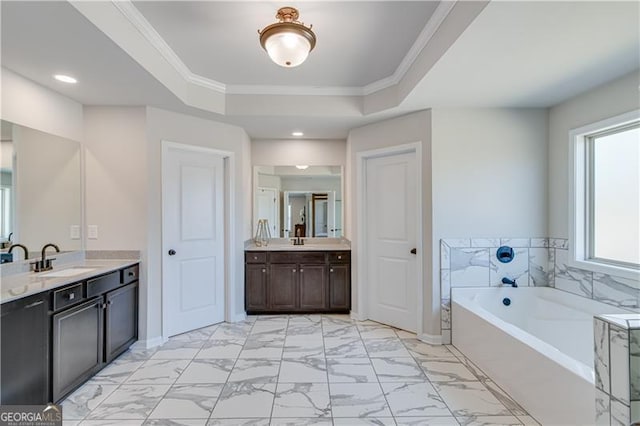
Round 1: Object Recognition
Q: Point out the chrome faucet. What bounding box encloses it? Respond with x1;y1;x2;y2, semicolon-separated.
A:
8;244;29;260
501;277;518;288
31;243;60;272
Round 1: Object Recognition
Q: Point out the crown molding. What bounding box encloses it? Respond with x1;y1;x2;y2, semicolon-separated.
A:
111;0;457;99
362;0;457;96
226;84;364;97
111;0;227;94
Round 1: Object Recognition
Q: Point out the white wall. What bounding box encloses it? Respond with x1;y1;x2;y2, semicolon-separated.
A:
251;139;346;166
84;107;147;250
1;68;83;141
548;70;640;238
146;107;251;341
346;110;433;335
431;109;548;238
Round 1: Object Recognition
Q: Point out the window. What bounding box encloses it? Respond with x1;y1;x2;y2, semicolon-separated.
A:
570;110;640;276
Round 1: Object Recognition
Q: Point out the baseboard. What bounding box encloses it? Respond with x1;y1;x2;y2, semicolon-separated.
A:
418;333;443;345
229;312;247;323
133;336;165;350
350;311;365;321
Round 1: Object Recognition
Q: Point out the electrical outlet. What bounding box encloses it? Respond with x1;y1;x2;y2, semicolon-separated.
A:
70;225;81;240
88;225;98;240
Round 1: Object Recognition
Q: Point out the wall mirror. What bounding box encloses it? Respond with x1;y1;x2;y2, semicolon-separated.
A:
0;120;83;260
253;165;343;238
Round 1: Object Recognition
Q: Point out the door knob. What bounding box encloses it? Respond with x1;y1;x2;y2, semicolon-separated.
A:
410;248;417;255
168;249;176;256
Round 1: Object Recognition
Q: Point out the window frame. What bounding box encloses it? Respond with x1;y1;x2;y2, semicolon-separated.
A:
569;109;640;279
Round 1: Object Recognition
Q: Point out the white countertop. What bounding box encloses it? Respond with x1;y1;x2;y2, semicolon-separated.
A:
1;259;139;304
245;239;351;251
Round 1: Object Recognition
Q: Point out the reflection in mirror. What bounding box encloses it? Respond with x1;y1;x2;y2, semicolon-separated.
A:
254;166;343;238
0;120;82;261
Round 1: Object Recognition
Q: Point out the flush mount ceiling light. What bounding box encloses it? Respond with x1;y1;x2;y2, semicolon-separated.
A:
296;165;309;170
258;7;316;68
53;74;77;84
292;131;304;137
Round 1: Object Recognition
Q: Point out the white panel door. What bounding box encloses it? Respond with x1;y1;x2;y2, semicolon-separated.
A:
366;152;417;332
256;187;278;236
163;144;224;337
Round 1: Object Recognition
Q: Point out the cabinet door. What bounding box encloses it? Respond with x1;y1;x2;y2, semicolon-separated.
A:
329;264;350;310
269;264;297;310
52;297;104;402
0;293;50;405
245;264;268;311
105;282;138;363
299;264;327;310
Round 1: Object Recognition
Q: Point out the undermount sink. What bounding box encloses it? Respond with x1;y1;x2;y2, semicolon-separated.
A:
40;268;97;278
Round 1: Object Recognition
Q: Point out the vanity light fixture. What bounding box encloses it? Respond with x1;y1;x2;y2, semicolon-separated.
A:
53;74;77;84
292;131;304;137
295;165;309;170
258;7;316;68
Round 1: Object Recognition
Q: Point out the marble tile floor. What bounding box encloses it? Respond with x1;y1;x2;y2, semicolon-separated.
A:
62;315;540;426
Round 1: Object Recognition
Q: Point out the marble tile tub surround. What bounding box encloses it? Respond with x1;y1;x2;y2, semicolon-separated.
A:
440;237;640;344
594;314;640;425
61;314;541;425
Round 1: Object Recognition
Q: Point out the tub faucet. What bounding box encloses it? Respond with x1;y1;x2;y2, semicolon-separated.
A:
8;244;29;260
501;277;518;288
31;243;60;272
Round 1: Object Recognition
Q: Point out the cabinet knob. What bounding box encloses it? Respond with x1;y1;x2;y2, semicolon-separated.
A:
300;269;304;273
338;256;342;259
293;269;296;273
67;293;75;301
330;269;334;272
262;269;266;273
253;256;258;260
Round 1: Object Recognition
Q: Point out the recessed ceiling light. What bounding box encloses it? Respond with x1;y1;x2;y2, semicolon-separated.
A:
296;165;309;170
53;74;77;84
292;131;304;137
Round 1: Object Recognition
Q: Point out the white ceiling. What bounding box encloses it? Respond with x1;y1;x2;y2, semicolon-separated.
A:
132;1;439;88
1;1;638;140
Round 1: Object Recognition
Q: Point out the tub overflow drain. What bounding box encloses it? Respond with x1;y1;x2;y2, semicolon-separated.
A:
502;297;511;306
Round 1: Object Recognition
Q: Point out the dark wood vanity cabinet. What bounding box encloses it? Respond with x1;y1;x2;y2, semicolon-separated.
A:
245;251;350;314
327;251;350;309
245;264;268;310
0;263;139;405
0;292;50;405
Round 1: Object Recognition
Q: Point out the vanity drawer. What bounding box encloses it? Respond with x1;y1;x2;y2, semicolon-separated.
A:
53;283;84;311
269;252;326;264
86;271;120;298
121;265;139;284
328;252;350;263
246;252;267;263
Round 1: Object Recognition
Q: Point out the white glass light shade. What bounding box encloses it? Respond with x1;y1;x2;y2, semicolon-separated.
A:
264;31;312;67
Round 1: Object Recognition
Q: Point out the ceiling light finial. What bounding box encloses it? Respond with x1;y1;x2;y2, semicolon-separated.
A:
258;6;316;68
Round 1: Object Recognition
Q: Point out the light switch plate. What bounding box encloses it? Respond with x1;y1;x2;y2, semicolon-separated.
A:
88;225;98;240
70;225;81;240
